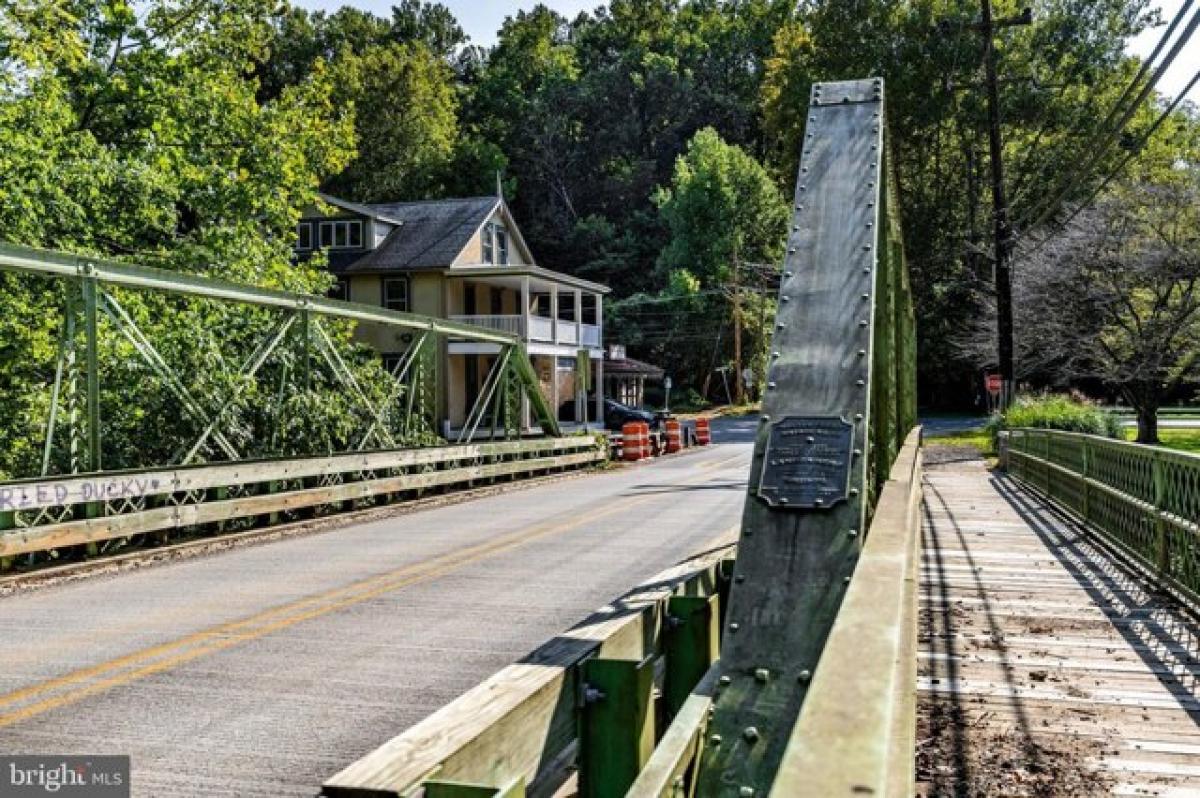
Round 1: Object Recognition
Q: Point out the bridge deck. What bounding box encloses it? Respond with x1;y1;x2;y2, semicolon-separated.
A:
0;422;753;797
918;447;1200;797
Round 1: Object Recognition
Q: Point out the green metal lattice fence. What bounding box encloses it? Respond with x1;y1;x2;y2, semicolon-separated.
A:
1007;428;1200;600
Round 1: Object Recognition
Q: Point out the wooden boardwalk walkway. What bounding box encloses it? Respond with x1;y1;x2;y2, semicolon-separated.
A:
917;447;1200;798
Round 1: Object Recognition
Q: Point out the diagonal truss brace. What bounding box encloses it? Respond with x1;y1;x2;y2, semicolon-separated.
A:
99;290;241;461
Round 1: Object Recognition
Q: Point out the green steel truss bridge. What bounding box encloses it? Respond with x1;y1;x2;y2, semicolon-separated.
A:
2;79;1200;798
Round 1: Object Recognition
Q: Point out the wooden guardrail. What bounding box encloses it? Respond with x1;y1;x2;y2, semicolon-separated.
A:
628;426;924;797
321;542;735;798
1006;428;1200;601
0;436;604;562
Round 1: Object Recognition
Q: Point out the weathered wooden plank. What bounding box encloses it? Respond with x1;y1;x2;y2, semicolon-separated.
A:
0;437;598;513
0;450;603;557
321;545;733;798
919;448;1200;796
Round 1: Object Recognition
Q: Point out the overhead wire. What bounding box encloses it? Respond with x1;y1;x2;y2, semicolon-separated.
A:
1011;0;1200;237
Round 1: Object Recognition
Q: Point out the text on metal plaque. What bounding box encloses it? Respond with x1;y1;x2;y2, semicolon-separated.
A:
757;416;854;510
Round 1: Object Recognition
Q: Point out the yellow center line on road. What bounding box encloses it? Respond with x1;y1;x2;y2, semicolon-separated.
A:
0;448;749;728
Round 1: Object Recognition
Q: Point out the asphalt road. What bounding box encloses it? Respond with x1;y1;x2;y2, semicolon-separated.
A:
0;424;753;797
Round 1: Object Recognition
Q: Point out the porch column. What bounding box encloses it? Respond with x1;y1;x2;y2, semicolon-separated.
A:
550;284;559;344
574;288;583;345
521;276;531;340
594;356;604;426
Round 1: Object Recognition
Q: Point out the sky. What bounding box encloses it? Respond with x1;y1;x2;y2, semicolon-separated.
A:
297;0;1199;103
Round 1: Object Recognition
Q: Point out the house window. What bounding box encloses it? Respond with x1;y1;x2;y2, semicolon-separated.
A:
490;287;503;315
482;224;494;263
534;293;551;317
297;222;313;250
318;220;363;250
581;294;598;324
329;277;350;302
496;227;509;264
382;353;405;374
382;277;409;312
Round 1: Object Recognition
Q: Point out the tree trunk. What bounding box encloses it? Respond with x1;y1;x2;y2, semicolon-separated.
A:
1134;400;1160;445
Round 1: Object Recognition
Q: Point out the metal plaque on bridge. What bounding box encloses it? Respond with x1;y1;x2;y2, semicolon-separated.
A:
757;416;854;509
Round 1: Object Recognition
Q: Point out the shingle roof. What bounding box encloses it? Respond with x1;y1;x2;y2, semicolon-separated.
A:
337;196;499;274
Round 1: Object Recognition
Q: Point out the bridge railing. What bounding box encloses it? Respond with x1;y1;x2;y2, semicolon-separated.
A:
1007;428;1200;600
0;437;603;564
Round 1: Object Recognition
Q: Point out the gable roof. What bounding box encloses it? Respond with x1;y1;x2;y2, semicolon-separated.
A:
335;196;501;274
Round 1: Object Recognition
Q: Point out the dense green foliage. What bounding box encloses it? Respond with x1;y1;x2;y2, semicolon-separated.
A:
0;0;431;479
986;393;1123;446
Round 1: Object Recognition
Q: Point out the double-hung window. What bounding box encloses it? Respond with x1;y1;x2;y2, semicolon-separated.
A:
382;277;409;312
297;222;313;250
318;220;363;250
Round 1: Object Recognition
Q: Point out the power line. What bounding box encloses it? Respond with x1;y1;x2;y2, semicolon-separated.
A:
1012;1;1200;236
1016;64;1200;256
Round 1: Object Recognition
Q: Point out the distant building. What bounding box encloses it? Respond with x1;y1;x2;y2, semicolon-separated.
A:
295;191;610;432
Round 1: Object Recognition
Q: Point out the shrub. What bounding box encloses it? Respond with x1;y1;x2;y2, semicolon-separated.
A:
985;393;1122;447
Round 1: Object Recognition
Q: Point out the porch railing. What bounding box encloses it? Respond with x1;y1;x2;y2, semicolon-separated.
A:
450;314;523;335
450;314;602;348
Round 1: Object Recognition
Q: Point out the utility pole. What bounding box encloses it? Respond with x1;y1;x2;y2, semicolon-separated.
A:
976;1;1031;410
732;246;744;406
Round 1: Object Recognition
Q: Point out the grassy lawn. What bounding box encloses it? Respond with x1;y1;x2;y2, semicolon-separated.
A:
1123;428;1200;455
923;429;995;455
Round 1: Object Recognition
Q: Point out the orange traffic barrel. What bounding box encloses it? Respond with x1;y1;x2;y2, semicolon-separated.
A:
696;417;712;445
622;421;644;461
665;419;682;453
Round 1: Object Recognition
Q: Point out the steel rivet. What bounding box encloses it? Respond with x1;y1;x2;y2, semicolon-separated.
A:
743;727;760;743
735;574;745;583
844;576;851;584
768;381;777;389
780;497;790;505
850;488;860;497
761;414;771;422
777;323;786;330
784;271;794;278
755;668;770;683
856;379;866;386
788;247;796;253
858;320;869;327
813;498;823;506
853;448;863;456
855;413;864;421
793;225;800;231
799;670;812;683
711;734;723;745
781;296;790;303
740;788;756;798
799;185;807;191
848;529;859;537
720;675;732;686
863;244;872;251
858;349;867;357
861;293;870;300
729;622;740;632
866;221;874;228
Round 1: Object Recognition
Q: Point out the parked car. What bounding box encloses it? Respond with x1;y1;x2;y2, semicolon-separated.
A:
604;399;658;432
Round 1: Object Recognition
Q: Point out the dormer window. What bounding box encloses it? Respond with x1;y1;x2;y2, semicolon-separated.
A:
482;222;509;265
496;226;509;265
317;219;363;250
482;224;494;263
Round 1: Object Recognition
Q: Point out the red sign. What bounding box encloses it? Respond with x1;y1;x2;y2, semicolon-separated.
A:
985;373;1002;395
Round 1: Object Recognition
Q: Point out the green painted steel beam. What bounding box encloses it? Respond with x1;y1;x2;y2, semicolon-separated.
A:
663;595;719;720
0;242;517;345
579;657;656;798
